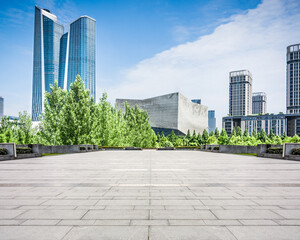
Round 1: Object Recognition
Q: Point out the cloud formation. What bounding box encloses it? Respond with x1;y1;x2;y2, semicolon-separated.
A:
104;0;300;128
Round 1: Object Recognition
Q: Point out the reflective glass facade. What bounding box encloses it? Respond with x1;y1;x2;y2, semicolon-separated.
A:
0;97;3;118
32;7;96;121
32;6;64;121
58;33;68;88
67;17;96;100
208;110;216;133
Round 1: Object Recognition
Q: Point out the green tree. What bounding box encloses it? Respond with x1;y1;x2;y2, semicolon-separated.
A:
214;128;219;138
231;128;236;137
59;75;95;145
243;129;249;138
269;129;275;140
236;126;242;137
202;129;209;144
218;129;228;145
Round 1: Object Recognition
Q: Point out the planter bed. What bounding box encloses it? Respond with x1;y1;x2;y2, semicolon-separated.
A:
101;147;124;151
175;147;198;150
157;147;175;150
124;147;142;150
16;153;40;159
0;155;15;161
259;153;283;159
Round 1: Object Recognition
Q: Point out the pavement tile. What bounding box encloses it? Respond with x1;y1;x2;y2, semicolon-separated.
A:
63;226;148;240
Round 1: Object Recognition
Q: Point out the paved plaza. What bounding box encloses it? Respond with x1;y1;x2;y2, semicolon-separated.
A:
1;151;300;239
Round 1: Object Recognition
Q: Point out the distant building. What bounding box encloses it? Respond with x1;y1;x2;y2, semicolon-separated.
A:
116;93;208;135
208;110;216;133
0;96;3;118
191;99;201;104
222;114;300;137
229;70;253;116
287;44;300;114
252;92;267;114
32;6;96;121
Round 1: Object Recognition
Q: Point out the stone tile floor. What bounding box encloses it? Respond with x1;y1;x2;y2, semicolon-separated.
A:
0;150;300;239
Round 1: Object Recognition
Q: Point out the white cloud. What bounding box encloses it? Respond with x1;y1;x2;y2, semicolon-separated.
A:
105;0;300;129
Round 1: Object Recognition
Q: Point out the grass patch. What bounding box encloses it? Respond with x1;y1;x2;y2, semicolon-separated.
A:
42;153;66;156
234;153;257;156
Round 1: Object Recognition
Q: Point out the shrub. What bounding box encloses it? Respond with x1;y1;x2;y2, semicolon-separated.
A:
266;147;283;154
16;147;32;154
291;148;300;155
0;148;8;155
80;146;86;151
213;146;220;151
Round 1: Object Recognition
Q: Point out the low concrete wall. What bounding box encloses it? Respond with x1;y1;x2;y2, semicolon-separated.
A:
257;144;283;157
0;143;16;157
17;144;43;157
42;145;80;154
205;145;219;151
283;143;300;157
219;145;257;154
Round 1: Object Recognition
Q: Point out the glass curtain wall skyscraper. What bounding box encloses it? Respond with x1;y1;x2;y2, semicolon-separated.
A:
229;70;253;116
32;7;96;121
287;44;300;114
32;6;64;121
66;16;96;99
0;96;3;118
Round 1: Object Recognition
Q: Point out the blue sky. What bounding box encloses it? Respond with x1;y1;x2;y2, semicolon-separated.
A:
1;0;300;128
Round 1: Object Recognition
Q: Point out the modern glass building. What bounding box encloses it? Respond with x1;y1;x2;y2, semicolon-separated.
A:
31;6;64;121
0;96;3;118
229;70;253;116
67;16;96;100
191;99;201;104
58;33;68;89
208;110;216;133
287;44;300;114
252;92;267;115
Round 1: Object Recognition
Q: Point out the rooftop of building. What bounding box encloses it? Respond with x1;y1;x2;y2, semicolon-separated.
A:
229;69;252;78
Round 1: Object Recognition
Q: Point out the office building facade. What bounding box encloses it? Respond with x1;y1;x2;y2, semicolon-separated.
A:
32;6;96;121
287;44;300;114
0;97;3;118
67;16;96;99
208;110;216;133
229;70;253;116
31;6;64;121
252;92;267;114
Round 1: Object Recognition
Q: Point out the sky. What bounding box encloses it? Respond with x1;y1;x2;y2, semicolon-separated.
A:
0;0;300;129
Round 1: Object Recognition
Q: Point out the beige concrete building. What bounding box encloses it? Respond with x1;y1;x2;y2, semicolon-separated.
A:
116;92;208;135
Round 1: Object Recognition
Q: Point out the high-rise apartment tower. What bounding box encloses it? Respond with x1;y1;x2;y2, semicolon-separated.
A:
287;44;300;114
229;70;252;116
252;92;267;115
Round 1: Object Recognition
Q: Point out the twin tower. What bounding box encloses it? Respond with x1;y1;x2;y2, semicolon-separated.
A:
31;6;96;121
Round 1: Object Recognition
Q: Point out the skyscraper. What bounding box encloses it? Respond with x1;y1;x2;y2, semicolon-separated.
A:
0;96;3;118
31;6;64;121
229;70;252;116
32;7;96;121
287;44;300;114
58;33;68;89
208;110;216;133
67;16;96;99
252;92;267;114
